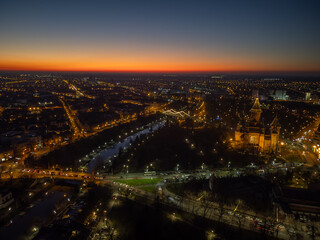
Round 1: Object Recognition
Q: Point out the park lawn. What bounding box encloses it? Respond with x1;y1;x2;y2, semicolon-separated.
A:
114;178;163;186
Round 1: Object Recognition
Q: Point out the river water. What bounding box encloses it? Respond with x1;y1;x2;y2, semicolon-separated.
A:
0;186;71;239
0;122;165;239
87;121;166;172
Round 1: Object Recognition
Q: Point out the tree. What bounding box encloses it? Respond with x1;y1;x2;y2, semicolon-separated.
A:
185;117;194;131
217;201;225;222
306;221;319;240
274;220;284;240
118;146;123;157
93;155;104;174
178;189;186;210
199;191;212;218
24;155;36;168
8;165;14;184
233;199;245;230
235;213;245;230
0;165;5;179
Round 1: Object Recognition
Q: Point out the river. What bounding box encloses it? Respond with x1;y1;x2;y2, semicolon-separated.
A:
0;186;72;239
87;121;166;172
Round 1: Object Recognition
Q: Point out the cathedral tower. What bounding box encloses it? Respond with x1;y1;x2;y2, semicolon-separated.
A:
234;98;280;154
250;98;262;122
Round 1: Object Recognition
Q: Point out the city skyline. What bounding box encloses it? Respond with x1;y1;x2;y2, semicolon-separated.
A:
1;0;320;72
1;1;320;238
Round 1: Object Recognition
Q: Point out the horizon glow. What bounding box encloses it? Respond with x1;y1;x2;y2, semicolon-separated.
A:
0;0;319;72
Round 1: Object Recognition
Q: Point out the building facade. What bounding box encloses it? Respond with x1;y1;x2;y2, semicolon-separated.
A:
234;98;280;154
0;191;14;209
313;124;320;145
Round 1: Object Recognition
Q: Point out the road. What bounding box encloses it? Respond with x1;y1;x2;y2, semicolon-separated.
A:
107;169;319;240
59;96;84;139
1;166;317;240
108;179;293;239
0;169;100;183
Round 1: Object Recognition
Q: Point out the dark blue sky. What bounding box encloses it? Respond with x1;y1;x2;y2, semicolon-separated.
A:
1;0;319;71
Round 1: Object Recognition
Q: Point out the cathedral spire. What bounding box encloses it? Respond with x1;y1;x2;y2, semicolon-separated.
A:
250;98;262;112
250;98;262;122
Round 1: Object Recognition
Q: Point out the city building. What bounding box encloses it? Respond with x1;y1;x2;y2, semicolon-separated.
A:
305;92;311;101
252;89;259;99
0;191;14;209
234;98;280;154
314;124;320;145
270;90;289;100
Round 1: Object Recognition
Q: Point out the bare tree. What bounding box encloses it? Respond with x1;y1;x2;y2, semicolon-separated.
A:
235;213;245;230
92;155;104;176
308;221;318;240
217;201;225;222
0;165;5;179
8;165;14;184
200;191;212;218
266;216;280;239
185;192;197;214
107;225;117;240
286;226;296;240
177;186;187;210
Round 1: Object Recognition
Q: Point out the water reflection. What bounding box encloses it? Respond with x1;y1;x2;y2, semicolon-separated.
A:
88;121;165;172
0;187;71;239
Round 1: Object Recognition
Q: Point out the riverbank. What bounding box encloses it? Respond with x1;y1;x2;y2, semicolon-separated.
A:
25;114;161;170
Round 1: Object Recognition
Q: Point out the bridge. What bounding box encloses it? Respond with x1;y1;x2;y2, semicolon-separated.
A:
162;109;190;118
0;169;102;182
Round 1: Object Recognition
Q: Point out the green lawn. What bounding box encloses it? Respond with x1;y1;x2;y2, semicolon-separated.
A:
114;178;163;186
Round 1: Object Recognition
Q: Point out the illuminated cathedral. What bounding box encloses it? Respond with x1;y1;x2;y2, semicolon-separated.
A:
234;98;280;153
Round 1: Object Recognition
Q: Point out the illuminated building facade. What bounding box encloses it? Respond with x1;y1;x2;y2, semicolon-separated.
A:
234;98;280;153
